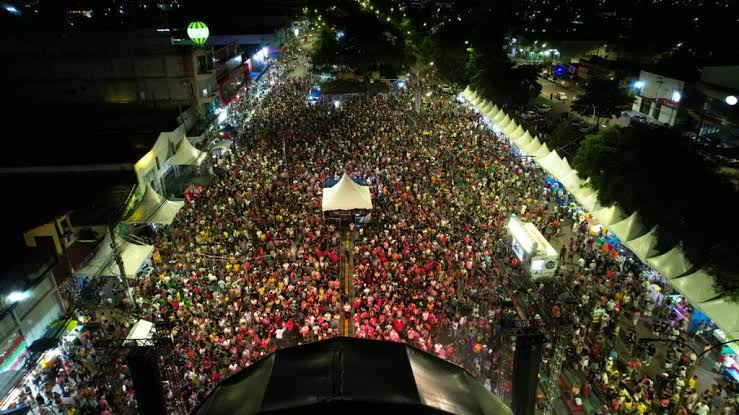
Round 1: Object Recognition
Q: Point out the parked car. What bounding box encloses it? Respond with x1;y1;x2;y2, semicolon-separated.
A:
440;84;454;94
535;104;552;113
556;92;567;100
520;111;539;120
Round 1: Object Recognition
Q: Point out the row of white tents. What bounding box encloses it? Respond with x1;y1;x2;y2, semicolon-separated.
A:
76;137;207;279
462;86;739;350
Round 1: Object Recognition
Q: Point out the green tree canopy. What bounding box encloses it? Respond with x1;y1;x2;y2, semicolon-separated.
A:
573;124;739;294
571;77;632;125
310;2;410;75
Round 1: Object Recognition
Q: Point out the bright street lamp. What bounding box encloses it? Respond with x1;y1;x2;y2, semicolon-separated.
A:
726;95;738;106
6;291;30;303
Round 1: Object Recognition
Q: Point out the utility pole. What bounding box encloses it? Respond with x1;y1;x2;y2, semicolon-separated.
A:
107;220;137;311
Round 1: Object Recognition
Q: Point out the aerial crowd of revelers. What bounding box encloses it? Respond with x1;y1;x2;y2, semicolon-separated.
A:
8;32;738;415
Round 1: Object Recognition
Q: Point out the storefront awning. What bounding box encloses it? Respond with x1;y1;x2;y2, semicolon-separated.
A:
76;233;154;278
123;184;184;225
170;138;207;166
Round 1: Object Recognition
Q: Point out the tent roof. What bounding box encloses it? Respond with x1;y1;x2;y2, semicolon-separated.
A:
523;138;541;155
670;270;721;305
321;173;373;212
503;120;518;136
509;125;525;141
492;111;506;124
537;150;561;175
486;105;500;120
194;337;513;415
646;245;692;279
697;297;739;333
610;211;646;242
624;226;658;260
498;115;512;130
592;205;625;226
75;233;153;278
170;137;206;166
515;131;534;148
123;184;184;225
533;143;550;159
559;169;581;189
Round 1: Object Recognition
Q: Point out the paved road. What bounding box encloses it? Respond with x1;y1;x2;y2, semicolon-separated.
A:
538;78;581;114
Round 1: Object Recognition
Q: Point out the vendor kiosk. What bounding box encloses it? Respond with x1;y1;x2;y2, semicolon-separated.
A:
508;216;559;279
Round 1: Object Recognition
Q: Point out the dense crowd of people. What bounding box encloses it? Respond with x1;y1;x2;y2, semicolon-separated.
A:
6;32;738;415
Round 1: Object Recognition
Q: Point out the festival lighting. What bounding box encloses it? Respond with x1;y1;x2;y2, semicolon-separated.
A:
672;91;682;102
187;21;209;46
6;291;30;303
633;80;645;90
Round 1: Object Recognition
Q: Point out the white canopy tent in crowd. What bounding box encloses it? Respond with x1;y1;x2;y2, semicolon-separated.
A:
321;173;373;212
123;184;184;226
76;233;154;278
170;137;207;166
461;86;739;348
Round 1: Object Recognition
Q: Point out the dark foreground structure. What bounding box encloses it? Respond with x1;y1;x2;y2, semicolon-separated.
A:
193;337;513;415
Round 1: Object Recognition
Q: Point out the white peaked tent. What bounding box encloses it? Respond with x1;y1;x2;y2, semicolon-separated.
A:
624;226;659;259
533;143;551;159
556;157;572;178
481;101;494;114
516;131;534;148
462;85;472;97
321;173;373;212
697;297;739;334
646;246;692;279
523;137;542;155
492;111;506;124
503;121;519;137
538;150;562;175
610;211;646;243
509;125;525;141
470;92;483;106
592;205;626;226
170;138;207;166
498;115;513;131
559;168;581;189
487;105;501;120
578;191;600;212
124;185;184;225
671;270;721;305
76;233;154;278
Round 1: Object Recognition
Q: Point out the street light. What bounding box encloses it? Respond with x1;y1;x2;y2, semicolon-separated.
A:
726;95;738;106
6;291;30;303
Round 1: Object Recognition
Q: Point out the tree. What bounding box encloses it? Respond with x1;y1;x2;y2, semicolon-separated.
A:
545;122;583;157
310;2;410;75
573;124;739;295
571;77;632;126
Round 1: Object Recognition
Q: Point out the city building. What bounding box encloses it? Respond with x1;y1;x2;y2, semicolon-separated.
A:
685;65;739;139
0;248;66;397
4;30;221;124
631;70;685;126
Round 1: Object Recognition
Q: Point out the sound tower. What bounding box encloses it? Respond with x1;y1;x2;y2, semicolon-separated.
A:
511;331;544;415
127;346;166;415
